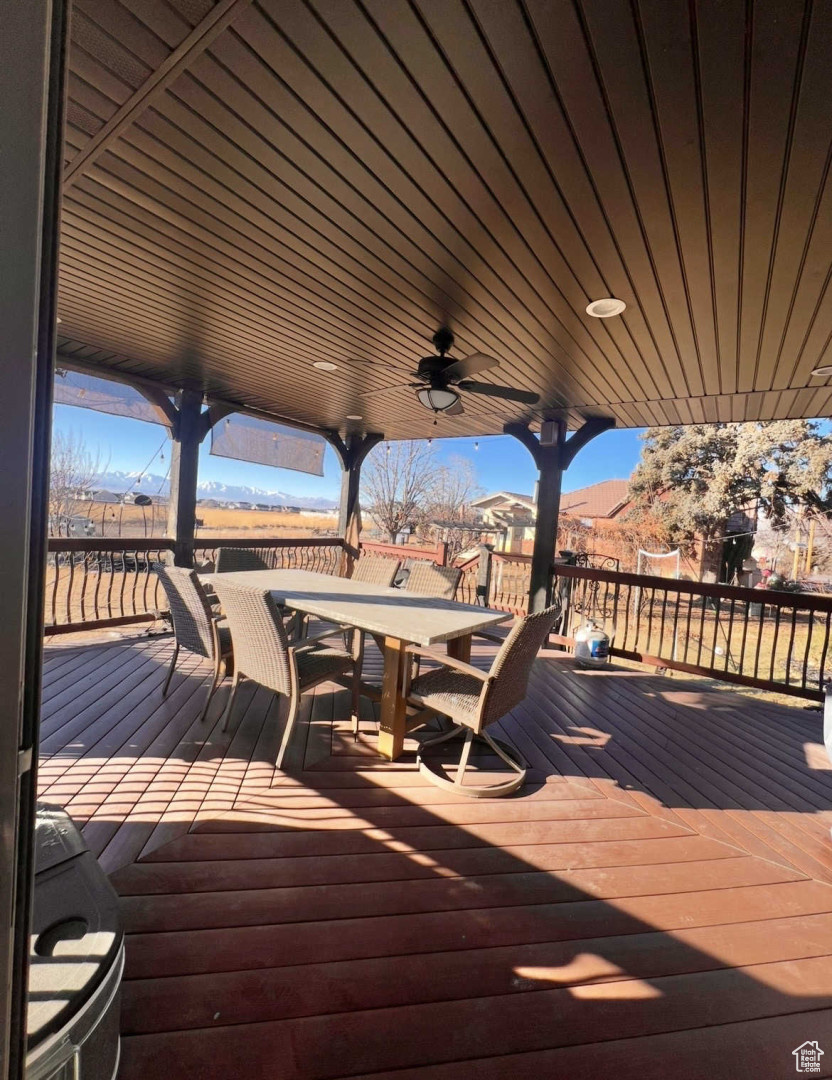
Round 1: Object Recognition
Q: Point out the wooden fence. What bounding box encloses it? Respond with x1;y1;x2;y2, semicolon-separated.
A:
359;539;448;566
456;549;532;612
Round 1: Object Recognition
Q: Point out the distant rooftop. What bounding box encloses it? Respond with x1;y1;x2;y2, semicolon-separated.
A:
560;479;630;520
475;480;631;520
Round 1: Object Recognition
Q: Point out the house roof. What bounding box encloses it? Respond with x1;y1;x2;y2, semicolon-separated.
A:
472;492;536;512
560;479;630;520
54;2;832;441
474;481;630;520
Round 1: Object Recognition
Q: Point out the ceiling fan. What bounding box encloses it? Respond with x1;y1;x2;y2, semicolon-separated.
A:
361;328;540;416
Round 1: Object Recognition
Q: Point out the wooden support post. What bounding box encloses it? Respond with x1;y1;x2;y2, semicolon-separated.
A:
378;636;408;760
532;447;562;612
506;417;615;614
326;432;384;539
476;543;493;606
338;456;361;538
167;388;203;567
447;633;472;664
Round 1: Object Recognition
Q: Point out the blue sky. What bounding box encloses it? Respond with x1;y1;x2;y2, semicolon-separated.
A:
53;403;645;500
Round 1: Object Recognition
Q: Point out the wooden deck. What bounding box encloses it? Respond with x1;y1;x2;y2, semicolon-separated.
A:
38;631;832;1079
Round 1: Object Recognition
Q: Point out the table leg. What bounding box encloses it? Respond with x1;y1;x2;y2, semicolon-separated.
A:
378;636;408;760
447;633;472;664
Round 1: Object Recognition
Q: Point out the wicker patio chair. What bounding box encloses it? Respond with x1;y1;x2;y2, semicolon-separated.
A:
154;565;232;723
215;547;269;573
213;545;306;634
350;555;399;587
403;603;561;797
404;561;462;600
211;578;364;772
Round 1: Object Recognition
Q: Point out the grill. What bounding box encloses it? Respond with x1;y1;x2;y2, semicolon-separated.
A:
26;805;124;1080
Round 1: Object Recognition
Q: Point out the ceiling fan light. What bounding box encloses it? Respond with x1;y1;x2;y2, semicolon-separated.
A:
416;386;460;412
586;297;626;318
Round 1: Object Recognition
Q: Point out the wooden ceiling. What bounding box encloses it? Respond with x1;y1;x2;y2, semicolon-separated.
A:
56;0;832;440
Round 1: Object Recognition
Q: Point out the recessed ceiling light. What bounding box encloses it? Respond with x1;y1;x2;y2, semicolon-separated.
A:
811;366;832;377
586;297;626;318
346;414;363;421
56;317;62;324
313;360;338;371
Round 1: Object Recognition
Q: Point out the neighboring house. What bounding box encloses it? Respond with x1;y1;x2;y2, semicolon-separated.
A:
560;479;630;525
612;490;759;582
472;481;630;554
476;479;757;581
470;491;537;553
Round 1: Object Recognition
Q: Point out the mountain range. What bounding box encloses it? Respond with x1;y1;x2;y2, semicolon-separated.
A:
94;471;338;510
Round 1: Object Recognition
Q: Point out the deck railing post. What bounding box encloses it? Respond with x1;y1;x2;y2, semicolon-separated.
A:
476;543;493;606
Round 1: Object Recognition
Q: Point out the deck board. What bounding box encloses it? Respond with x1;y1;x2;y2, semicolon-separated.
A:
38;634;832;1079
110;955;832;1079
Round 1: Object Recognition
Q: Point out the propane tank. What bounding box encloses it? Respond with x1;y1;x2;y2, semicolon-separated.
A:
574;620;610;668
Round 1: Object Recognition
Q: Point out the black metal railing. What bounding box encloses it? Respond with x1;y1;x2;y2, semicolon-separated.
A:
45;536;346;634
194;537;345;575
45;538;175;633
554;563;832;701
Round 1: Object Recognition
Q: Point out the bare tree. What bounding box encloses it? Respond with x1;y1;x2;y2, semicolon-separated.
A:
49;430;105;536
362;441;439;542
421;455;484;560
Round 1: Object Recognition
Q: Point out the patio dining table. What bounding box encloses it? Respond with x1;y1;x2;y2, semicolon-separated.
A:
200;568;509;760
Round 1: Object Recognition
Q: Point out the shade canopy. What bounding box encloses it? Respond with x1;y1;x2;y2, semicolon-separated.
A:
54;367;170;427
56;0;832;440
210;412;326;475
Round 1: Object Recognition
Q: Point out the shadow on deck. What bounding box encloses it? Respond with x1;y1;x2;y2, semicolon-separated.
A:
37;632;832;1079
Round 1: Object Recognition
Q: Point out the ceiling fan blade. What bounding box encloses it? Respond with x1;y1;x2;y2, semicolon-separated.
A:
444;397;465;416
442;352;499;381
458;380;540;405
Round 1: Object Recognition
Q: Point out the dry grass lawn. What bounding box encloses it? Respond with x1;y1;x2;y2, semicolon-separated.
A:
82;501;338;539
